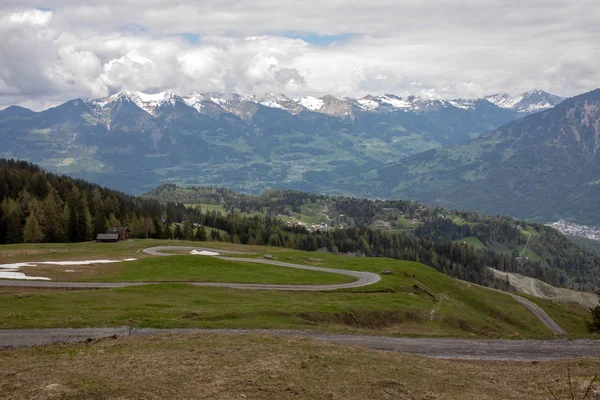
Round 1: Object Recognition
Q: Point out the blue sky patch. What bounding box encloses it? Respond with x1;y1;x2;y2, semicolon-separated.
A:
180;33;200;44
284;33;358;46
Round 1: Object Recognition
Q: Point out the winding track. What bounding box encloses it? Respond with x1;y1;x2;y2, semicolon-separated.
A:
0;246;566;335
0;246;381;291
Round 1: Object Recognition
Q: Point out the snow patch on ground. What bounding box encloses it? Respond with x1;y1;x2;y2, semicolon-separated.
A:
35;259;137;266
0;258;137;280
190;250;220;256
0;272;51;280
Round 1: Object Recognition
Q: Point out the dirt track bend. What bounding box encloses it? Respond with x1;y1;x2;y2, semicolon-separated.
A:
0;328;597;360
0;246;565;335
0;246;381;291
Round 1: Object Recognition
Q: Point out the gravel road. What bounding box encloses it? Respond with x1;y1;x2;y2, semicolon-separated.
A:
505;293;567;335
0;328;597;361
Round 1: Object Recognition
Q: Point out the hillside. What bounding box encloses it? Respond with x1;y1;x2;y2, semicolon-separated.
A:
347;88;600;225
0;91;524;194
489;269;599;310
144;184;600;292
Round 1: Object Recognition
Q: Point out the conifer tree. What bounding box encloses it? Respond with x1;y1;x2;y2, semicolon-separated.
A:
173;224;183;240
23;212;44;243
195;225;207;241
589;291;600;332
182;220;194;241
43;185;65;243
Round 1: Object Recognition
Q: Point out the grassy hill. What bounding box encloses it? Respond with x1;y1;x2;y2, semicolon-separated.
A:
0;240;593;338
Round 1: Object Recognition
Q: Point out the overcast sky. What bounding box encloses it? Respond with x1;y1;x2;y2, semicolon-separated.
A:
1;0;598;110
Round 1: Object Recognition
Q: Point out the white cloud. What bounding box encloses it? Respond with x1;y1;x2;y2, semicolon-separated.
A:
7;9;52;27
0;1;598;109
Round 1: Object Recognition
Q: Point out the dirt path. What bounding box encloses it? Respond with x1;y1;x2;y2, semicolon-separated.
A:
0;328;597;360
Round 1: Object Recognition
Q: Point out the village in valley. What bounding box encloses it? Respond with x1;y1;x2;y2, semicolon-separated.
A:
549;219;600;240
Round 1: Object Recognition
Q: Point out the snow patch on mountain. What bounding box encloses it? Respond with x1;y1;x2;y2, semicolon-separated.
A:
485;90;564;113
298;96;324;111
448;99;478;110
378;94;412;109
94;90;179;115
357;96;380;110
485;93;523;109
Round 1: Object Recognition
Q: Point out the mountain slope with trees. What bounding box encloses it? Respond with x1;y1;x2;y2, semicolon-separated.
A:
346;88;600;226
145;184;600;292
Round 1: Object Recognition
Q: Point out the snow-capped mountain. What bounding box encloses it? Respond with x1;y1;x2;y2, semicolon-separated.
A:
485;89;565;113
257;93;305;115
93;90;181;115
5;86;567;195
84;88;565;121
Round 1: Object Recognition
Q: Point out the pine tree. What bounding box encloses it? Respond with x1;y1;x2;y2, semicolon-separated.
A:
195;226;207;241
43;185;66;242
173;224;183;240
182;220;194;241
1;198;23;243
91;189;106;238
589;291;600;332
23;212;44;243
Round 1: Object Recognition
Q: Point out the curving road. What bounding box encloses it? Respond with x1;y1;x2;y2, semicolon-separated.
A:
0;246;381;291
0;246;566;335
505;292;566;335
0;328;596;360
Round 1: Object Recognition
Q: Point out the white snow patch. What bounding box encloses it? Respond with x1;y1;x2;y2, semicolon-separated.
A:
297;96;324;111
0;272;50;280
36;259;136;266
357;99;380;110
260;101;284;109
378;95;412;109
0;258;137;280
0;262;36;269
485;93;522;109
210;97;228;106
448;99;476;110
190;250;220;256
95;90;177;115
64;270;75;272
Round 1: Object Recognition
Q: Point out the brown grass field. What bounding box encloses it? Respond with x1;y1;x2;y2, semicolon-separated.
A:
0;332;599;399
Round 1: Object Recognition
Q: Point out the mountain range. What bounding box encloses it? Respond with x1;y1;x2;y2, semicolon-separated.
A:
0;89;561;196
345;88;600;225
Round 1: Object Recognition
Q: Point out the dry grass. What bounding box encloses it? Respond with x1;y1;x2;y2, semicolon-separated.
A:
0;332;599;399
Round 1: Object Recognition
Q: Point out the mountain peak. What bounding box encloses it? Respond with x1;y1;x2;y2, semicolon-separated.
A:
92;90;181;115
485;89;564;113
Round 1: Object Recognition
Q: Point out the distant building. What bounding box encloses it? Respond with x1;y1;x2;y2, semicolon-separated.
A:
96;227;130;242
